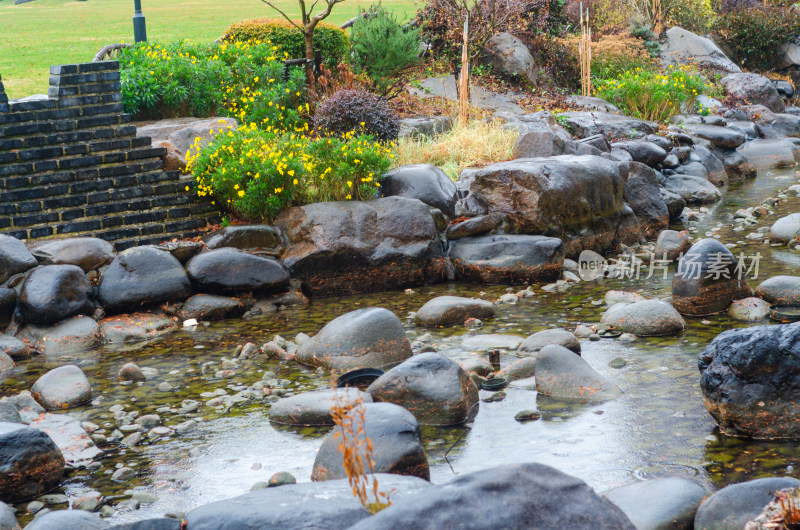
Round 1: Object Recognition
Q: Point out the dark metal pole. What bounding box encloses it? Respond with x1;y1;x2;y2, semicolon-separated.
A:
133;0;147;43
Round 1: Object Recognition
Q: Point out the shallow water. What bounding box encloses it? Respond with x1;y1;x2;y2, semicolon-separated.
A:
3;165;800;523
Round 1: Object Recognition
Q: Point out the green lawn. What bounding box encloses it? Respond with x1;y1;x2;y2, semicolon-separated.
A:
0;0;418;98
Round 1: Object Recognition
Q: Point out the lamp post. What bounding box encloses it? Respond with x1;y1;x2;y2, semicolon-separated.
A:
133;0;147;43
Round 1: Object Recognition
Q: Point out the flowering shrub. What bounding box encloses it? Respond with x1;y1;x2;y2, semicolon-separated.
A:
186;126;393;221
313;89;400;142
594;65;718;122
119;39;306;129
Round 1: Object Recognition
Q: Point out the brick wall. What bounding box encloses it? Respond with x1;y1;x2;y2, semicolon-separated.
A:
0;61;219;250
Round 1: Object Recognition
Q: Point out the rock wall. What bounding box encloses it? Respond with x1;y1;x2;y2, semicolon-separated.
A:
0;62;219;250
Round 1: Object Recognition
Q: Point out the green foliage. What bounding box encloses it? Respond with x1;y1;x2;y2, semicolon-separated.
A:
186;126;393;221
350;6;422;97
668;0;716;34
713;6;800;71
224;18;349;67
119;40;306;129
629;19;660;58
594;65;718;123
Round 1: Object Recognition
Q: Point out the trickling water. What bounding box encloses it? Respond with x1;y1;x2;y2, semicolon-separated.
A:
3;166;800;524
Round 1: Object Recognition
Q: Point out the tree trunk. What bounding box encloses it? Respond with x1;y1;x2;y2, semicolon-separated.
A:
304;29;315;86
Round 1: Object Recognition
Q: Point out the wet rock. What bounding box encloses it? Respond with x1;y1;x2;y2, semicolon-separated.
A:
605;476;708;530
623;163;669;239
112;467;136;482
699;322;800;439
186;249;290;294
18;265;94;326
445;214;503;240
654;229;692;261
28;238;114;272
397;116;453;139
728;297;771;321
601;300;686;337
31;365;92;410
0;289;14;331
663;175;722;204
178;294;249;321
24;509;108;529
185;474;431;530
755;275;800;306
349;462;635;530
295;308;412;371
28;414;102;467
660;189;686;221
557;112;657;139
276;197;445;297
0;350;12;376
17;316;102;356
611;141;667;167
517;329;581;357
100;313;177;344
684;124;746;150
382;164;458;218
672;238;752;315
566;96;620;113
738;139;800;169
462;156;629;256
203;225;285;251
495;358;536;381
153;240;204;264
535;345;622;401
450;234;564;283
0;235;37;284
460;334;524;351
98;247;191;313
483;32;539;84
414;296;496;327
117;363;146;382
459;357;494;377
694;477;800;530
0;392;44;424
312;402;429;481
660;26;741;74
512;128;568;159
769;213;800;243
604;290;646;305
721;73;785;113
0;423;64;503
0;501;18;530
269;388;372;426
720;150;757;180
0;335;29;361
367;353;479;425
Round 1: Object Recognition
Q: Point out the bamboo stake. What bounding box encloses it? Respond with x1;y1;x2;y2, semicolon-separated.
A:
459;12;470;126
579;4;591;97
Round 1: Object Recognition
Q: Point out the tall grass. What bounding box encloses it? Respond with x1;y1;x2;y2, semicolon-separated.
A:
392;119;517;180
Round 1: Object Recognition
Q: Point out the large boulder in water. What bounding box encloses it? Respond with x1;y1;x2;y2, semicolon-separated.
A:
755;275;800;306
366;352;479;425
349;462;635;530
382;164;458;218
31;364;92;411
0;235;37;284
186;248;290;294
694;477;800;530
28;237;114;272
672;238;752;316
276;197;445;297
185;474;431;530
449;234;564;283
18;265;95;326
535;345;622;401
660;26;741;73
699;322;800;439
269;388;372;426
600;300;686;337
295;308;412;371
17;316;102;357
623;162;669;239
769;213;800;243
605;476;708;530
414;296;496;327
461;156;630;257
98;247;191;313
721;73;785;113
311;402;429;481
517;329;581;356
0;422;65;503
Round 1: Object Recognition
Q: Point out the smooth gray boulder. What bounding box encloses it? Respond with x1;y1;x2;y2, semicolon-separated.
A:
186;248;290;294
662;175;722;204
605;477;708;530
654;229;692;261
445;213;503;240
100;313;177;344
483;32;539;85
535;344;622;401
31;365;92;411
770;213;800;243
611;141;667;167
728;297;771;321
366;352;479;425
178;294;249;321
18;265;95;326
660;26;741;73
739;139;800;169
721;73;785;113
623;162;669;239
21;509;108;529
295;308;412;371
600;300;686;337
382;164;458;218
0;501;18;530
203;225;285;251
17;316;102;356
517;329;581;356
311;402;429;481
755;275;800;306
694;477;800;530
557;112;657;139
450;234;565;283
684;124;746;150
414;296;496;327
0;289;14;331
28;237;114;272
0;235;37;284
0;335;29;361
270;388;372;426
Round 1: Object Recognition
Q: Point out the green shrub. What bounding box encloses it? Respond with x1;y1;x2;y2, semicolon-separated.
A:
713;6;800;71
629;19;660;58
119;40;306;128
224;18;349;68
186;127;393;221
350;6;422;97
594;65;718;122
668;0;716;34
313;89;399;142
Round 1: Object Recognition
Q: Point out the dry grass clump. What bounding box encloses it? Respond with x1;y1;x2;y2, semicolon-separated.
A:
393;119;517;180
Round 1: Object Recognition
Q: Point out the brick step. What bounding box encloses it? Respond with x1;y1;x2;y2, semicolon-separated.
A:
0;135;153;167
0;146;166;178
0;168;184;215
0;124;139;154
0;109;131;139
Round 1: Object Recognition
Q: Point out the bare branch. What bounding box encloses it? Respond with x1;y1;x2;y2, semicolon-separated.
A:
260;0;303;30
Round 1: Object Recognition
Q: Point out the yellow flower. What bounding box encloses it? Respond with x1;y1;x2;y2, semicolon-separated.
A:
293;179;298;185
237;190;245;197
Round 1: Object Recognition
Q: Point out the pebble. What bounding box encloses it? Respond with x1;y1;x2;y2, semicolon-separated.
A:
514;410;542;422
121;432;143;447
27;501;44;514
268;471;297;487
482;391;506;403
111;467;136;482
37;494;68;505
157;382;173;392
135;414;161;428
100;506;116;517
131;492;158;504
118;363;146;382
608;357;627;369
618;333;636;342
175;419;198;434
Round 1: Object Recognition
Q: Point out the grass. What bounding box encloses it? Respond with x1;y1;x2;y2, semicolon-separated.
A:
0;0;417;99
393;119;517;180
